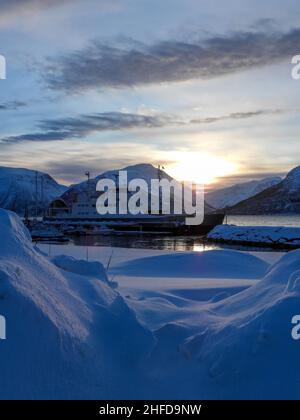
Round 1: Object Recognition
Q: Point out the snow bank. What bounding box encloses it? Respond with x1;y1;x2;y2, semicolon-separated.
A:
173;250;300;399
51;255;109;284
52;255;118;289
0;209;153;399
208;224;300;248
114;248;300;399
113;250;269;279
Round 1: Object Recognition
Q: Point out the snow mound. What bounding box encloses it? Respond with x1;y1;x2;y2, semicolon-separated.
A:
52;255;109;284
113;250;269;279
264;250;300;285
175;250;300;399
0;209;153;399
0;208;32;250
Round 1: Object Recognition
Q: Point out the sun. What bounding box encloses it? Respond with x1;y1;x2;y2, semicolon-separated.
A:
166;152;237;185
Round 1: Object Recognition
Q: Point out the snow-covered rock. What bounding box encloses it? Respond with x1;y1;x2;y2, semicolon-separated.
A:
208;224;300;248
0;167;66;215
206;176;281;209
226;165;300;214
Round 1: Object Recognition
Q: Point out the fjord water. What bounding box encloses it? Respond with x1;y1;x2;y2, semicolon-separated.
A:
50;215;300;252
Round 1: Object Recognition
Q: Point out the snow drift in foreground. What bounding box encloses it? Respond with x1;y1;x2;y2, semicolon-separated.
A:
1;209;300;399
0;209;152;399
208;224;300;248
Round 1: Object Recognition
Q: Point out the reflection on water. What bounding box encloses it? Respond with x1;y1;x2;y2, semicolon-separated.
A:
36;215;298;252
70;234;219;252
65;234;282;253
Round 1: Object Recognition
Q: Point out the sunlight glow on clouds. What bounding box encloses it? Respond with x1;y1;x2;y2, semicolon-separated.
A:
166;152;238;185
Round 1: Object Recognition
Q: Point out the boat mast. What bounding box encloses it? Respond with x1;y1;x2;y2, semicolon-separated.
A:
158;164;165;214
41;175;44;217
85;171;91;213
35;171;38;219
158;164;161;182
85;171;90;194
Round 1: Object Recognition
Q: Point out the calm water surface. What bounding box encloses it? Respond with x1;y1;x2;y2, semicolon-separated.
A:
37;215;299;252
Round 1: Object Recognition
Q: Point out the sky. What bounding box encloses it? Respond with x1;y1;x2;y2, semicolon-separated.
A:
1;0;300;186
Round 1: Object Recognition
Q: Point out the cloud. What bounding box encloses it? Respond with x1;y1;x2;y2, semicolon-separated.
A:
190;109;282;124
0;101;27;111
0;0;77;27
0;0;74;14
0;0;121;21
1;112;171;143
1;109;282;144
44;27;300;92
42;157;138;185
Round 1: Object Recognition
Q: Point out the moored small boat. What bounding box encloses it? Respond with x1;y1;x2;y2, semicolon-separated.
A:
26;222;70;242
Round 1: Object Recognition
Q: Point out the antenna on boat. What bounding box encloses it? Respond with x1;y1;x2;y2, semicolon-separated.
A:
157;164;165;182
85;171;91;207
85;171;91;191
158;164;165;215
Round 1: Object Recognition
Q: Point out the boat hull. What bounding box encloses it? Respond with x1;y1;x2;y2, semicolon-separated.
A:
44;213;225;236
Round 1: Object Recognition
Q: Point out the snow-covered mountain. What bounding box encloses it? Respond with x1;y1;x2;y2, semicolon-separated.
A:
0;166;67;215
69;163;174;191
206;176;282;210
63;163;214;213
226;166;300;214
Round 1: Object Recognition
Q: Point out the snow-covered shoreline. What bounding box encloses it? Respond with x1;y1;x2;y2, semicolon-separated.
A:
208;224;300;249
1;209;300;400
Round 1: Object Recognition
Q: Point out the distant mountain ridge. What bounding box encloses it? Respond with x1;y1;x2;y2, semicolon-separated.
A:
0;166;67;215
2;163;296;217
206;176;282;210
225;166;300;214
